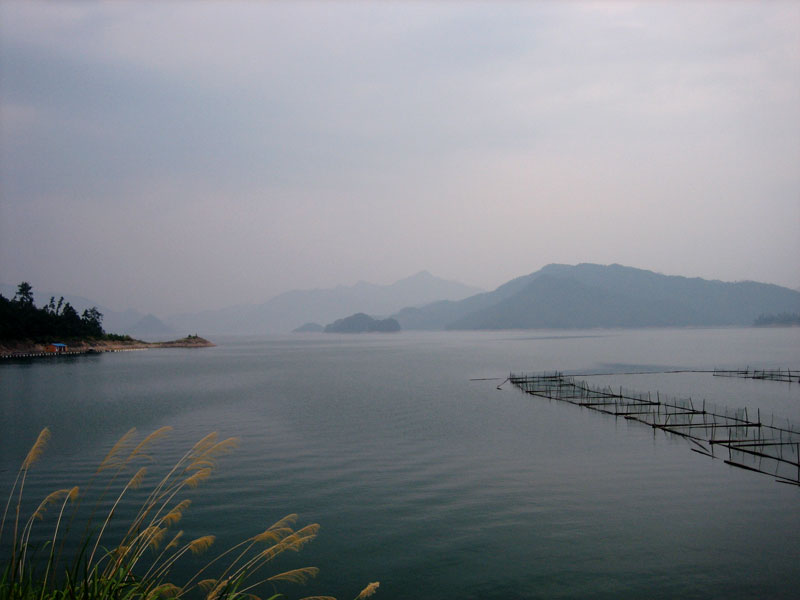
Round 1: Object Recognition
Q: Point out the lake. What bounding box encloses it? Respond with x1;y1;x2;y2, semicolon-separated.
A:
2;327;799;599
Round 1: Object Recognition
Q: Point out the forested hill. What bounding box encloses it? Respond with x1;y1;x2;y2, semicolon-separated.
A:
392;264;800;330
0;282;124;341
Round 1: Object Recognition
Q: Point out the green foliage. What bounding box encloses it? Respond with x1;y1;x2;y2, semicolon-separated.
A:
104;333;135;342
13;283;34;306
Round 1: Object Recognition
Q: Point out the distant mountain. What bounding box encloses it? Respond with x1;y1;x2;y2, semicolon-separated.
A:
391;263;800;330
0;283;147;335
324;313;400;333
167;271;483;334
127;314;174;336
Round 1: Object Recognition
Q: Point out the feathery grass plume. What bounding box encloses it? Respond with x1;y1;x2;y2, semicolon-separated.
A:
252;514;298;544
197;437;239;461
189;432;219;458
128;426;173;462
197;578;218;592
129;466;148;489
267;567;319;584
166;530;184;550
268;513;298;531
282;524;320;552
146;582;181;598
356;582;380;599
29;488;73;522
188;535;216;555
184;467;213;489
206;578;231;600
148;526;168;550
236;566;321;599
22;428;51;470
252;527;293;545
162;499;191;527
184;437;239;474
97;427;137;472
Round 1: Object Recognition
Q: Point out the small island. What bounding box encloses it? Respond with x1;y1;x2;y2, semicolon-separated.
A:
754;312;800;327
324;312;401;333
0;282;214;358
292;322;324;333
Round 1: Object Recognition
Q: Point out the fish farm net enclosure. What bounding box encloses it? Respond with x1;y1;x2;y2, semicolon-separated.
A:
509;372;800;486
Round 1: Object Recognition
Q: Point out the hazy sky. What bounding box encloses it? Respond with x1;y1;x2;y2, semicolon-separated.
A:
1;2;798;315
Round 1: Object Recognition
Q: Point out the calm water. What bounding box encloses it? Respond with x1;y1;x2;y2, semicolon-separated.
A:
2;328;799;599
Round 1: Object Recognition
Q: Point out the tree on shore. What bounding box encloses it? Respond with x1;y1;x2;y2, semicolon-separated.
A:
0;282;110;341
13;282;34;306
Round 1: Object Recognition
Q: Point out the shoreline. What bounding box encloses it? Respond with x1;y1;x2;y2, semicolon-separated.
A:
0;336;215;359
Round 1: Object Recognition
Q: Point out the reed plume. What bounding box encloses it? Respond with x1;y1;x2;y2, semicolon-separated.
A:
162;499;191;526
197;578;218;592
22;428;51;470
267;567;319;584
356;582;380;599
188;534;216;555
146;582;180;598
128;426;173;462
97;427;137;472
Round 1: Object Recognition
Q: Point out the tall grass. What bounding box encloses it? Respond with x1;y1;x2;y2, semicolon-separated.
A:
0;428;378;600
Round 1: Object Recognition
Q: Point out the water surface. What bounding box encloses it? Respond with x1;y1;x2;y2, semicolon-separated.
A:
1;328;799;599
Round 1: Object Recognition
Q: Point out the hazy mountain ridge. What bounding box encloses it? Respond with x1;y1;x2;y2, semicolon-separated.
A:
166;271;484;334
392;263;800;330
8;264;797;335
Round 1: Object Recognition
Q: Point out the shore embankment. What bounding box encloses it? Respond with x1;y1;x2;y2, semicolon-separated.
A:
0;336;215;359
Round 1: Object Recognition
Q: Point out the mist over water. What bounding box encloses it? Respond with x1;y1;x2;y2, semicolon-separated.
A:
2;328;799;599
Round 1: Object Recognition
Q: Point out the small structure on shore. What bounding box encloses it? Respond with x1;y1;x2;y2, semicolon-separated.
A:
46;342;68;353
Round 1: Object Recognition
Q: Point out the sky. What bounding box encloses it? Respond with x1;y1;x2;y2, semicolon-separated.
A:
1;1;799;316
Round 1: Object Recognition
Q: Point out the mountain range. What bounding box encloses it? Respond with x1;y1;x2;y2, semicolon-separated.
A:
5;264;798;336
165;271;483;334
391;263;800;330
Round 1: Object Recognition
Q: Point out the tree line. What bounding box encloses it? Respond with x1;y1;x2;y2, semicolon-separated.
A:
0;282;129;341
